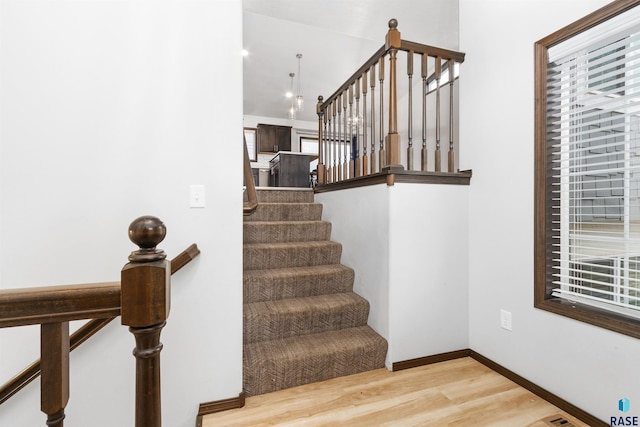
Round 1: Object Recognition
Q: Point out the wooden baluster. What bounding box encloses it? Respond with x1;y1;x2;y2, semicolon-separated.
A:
326;103;332;184
448;59;455;173
341;92;346;180
336;102;341;184
331;101;337;183
348;86;354;178
121;216;171;427
336;92;342;179
316;96;325;185
335;102;345;182
434;56;442;172
323;105;328;183
332;101;336;184
337;95;343;182
341;91;347;180
355;77;362;177
331;97;342;182
362;73;369;176
379;56;386;170
421;54;428;171
335;95;340;180
370;65;377;174
385;19;401;168
41;322;69;427
407;50;414;171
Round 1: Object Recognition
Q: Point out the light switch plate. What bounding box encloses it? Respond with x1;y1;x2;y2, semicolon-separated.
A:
190;185;206;208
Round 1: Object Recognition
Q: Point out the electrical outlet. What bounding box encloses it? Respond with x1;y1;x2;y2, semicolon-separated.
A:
500;309;512;331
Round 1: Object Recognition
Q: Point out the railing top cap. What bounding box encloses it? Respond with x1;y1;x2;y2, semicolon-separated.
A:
388;18;398;29
128;216;167;262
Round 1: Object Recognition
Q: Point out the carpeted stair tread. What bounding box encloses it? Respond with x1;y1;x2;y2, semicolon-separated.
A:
244;202;322;222
243;241;342;271
253;188;314;203
243;325;388;396
244;292;370;344
244;220;331;243
243;264;355;303
242;188;388;397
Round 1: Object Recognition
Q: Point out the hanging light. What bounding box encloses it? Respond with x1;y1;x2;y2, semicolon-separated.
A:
347;113;364;131
295;53;304;112
288;72;296;120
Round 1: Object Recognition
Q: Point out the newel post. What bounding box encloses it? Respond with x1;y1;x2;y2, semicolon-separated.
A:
385;18;403;169
317;95;326;185
121;216;170;427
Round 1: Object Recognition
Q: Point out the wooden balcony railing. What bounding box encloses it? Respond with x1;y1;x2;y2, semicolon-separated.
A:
0;216;200;427
316;19;466;186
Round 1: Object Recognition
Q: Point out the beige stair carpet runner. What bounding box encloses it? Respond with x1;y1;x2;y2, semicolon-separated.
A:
243;188;387;396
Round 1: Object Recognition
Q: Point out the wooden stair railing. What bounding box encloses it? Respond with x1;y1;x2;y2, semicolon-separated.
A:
0;216;200;427
316;19;466;186
243;133;258;215
0;243;199;406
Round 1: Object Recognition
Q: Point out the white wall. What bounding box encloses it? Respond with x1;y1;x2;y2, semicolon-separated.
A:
388;183;469;362
461;0;640;422
0;1;243;426
316;185;391;352
317;182;469;369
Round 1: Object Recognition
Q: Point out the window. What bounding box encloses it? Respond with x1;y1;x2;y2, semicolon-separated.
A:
244;127;257;161
535;1;640;338
300;136;320;172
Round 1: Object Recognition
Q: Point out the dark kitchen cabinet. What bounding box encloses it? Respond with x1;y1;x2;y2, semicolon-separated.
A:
269;152;317;188
257;124;291;153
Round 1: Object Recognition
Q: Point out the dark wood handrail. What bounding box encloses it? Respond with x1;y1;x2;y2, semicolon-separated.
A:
316;19;466;185
319;39;464;112
0;281;121;329
170;243;201;274
0;243;200;405
243;133;258;215
321;45;387;109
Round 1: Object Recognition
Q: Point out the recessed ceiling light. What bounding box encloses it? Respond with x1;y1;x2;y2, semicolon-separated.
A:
241;49;249;57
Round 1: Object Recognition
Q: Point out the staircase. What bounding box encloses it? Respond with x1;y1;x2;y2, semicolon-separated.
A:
243;188;388;396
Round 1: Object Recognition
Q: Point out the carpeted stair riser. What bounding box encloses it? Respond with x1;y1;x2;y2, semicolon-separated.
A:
242;188;389;397
243;265;355;303
243;326;388;396
243;203;323;222
244;221;331;244
253;189;314;203
244;292;370;344
243;241;342;271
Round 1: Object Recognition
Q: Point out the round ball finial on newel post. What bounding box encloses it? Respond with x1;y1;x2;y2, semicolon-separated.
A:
128;215;167;262
385;18;401;50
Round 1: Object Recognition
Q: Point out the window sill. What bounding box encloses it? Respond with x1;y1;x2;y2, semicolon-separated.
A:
535;297;640;339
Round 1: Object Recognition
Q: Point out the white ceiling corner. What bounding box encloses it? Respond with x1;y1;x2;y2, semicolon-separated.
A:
242;0;459;123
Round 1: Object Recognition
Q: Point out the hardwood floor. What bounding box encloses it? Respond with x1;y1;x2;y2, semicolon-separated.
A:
202;357;590;426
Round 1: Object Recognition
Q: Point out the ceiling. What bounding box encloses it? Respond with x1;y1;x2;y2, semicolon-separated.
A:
242;0;459;123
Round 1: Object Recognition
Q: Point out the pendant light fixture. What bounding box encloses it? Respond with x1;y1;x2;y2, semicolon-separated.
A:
295;53;304;112
288;72;296;120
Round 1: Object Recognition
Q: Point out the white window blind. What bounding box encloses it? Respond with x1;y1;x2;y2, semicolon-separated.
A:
547;8;640;319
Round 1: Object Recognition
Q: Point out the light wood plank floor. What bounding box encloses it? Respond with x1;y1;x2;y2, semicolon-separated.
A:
202;357;590;427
